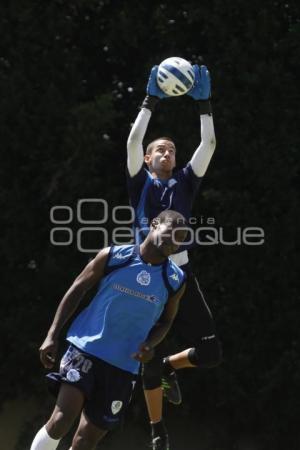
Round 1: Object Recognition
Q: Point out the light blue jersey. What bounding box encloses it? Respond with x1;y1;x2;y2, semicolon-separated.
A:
67;245;185;374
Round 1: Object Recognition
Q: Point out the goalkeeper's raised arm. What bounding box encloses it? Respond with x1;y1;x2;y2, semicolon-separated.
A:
127;65;216;179
126;66;170;177
188;65;216;177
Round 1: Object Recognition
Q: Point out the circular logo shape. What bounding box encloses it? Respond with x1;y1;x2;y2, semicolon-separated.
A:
136;270;151;286
111;400;123;415
66;369;81;382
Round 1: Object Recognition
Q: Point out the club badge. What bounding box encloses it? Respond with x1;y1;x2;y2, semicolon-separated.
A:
136;270;151;286
66;369;81;382
111;400;123;415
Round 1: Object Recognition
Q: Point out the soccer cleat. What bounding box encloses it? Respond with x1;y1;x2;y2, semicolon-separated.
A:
151;435;170;450
161;371;182;405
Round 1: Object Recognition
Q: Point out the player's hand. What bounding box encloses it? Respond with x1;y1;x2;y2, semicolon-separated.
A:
39;335;58;369
146;66;170;99
131;342;154;363
187;65;211;100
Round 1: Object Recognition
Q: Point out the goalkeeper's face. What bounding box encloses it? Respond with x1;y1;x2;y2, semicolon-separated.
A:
145;139;176;173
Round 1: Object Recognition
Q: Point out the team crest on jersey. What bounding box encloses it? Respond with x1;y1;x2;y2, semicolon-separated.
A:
168;178;177;188
111;400;123;415
170;273;179;282
136;270;151;286
66;369;81;382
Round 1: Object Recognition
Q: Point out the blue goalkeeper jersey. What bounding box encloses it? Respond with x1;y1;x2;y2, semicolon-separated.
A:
67;245;185;374
126;164;202;249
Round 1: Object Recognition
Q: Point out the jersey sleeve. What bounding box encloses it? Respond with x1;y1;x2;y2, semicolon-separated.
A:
166;261;187;295
179;162;203;195
126;166;148;208
104;245;136;275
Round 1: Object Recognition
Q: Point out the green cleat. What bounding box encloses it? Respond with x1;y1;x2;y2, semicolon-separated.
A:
161;371;182;405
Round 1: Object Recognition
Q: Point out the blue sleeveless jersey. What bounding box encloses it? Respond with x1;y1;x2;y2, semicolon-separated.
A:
126;164;202;250
67;245;185;374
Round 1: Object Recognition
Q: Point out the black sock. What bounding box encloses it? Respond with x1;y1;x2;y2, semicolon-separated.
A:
163;356;175;376
151;420;168;438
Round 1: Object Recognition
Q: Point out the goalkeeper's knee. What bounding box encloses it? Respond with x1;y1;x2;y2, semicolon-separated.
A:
142;357;164;390
188;337;222;368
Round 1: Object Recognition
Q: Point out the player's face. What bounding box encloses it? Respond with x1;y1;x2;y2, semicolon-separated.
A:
146;140;176;173
152;221;187;257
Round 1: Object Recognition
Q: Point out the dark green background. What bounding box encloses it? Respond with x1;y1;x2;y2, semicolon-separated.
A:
0;1;299;449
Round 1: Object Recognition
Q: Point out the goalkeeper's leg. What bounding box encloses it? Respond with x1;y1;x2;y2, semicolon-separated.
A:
161;271;222;404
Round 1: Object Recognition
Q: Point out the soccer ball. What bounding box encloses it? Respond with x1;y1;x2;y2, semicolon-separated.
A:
156;57;195;96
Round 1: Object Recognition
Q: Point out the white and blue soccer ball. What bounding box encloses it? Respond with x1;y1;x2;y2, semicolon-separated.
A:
156;57;195;96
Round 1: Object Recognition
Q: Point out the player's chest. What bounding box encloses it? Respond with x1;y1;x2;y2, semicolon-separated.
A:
148;180;189;212
108;264;168;306
149;179;178;207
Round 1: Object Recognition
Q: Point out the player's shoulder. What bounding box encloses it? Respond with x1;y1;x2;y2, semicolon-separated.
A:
167;258;185;278
166;259;186;291
127;166;152;181
174;163;203;194
174;162;196;179
107;245;136;268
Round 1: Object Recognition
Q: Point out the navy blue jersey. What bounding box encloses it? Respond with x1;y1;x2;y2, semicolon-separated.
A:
127;164;202;248
67;245;185;374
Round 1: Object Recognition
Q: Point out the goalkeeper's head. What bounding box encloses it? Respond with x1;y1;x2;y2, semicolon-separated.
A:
144;137;176;175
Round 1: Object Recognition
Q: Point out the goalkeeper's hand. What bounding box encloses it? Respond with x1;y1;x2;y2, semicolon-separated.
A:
146;66;170;99
187;65;211;100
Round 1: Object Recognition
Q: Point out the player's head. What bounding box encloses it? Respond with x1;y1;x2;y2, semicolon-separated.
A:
149;210;187;257
144;137;176;174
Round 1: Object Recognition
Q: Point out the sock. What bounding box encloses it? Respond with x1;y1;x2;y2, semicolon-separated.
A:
151;420;168;438
30;425;60;450
163;357;175;376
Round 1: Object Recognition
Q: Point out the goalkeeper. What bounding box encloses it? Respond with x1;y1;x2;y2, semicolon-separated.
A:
126;64;222;450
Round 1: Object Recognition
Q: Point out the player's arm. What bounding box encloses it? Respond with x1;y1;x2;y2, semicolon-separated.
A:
127;66;169;177
132;283;186;363
127;108;151;177
39;247;110;368
188;65;217;177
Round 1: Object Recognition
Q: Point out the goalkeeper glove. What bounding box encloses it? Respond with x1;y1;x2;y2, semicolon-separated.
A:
141;66;170;111
187;65;212;114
